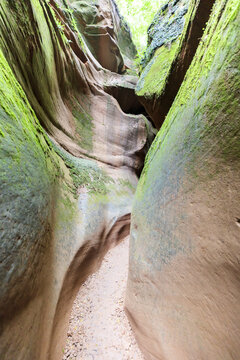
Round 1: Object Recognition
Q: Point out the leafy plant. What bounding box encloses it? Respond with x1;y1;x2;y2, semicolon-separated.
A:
115;0;166;55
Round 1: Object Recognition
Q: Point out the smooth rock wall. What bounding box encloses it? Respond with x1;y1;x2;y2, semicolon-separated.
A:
126;0;240;358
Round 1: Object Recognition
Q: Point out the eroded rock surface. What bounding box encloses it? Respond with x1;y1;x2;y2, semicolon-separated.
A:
137;0;215;128
0;1;151;359
1;0;240;359
67;0;136;73
126;0;240;358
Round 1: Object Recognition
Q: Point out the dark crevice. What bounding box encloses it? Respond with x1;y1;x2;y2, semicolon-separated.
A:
104;85;147;116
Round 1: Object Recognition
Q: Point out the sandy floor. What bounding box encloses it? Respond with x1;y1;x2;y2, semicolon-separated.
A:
62;238;144;360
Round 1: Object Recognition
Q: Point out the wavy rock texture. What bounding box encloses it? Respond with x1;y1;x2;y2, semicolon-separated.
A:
0;1;153;359
1;0;240;359
68;0;137;72
126;0;240;358
136;0;215;129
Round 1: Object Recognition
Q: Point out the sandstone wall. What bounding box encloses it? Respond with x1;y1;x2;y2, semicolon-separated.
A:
0;1;152;359
126;1;240;358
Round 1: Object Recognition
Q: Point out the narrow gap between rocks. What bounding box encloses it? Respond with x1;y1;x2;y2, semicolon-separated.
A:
62;237;144;360
59;2;217;359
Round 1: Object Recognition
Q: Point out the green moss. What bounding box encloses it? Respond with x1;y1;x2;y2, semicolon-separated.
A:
138;0;240;198
117;178;136;192
0;49;50;154
163;0;240;111
136;0;196;97
0;49;58;193
88;177;136;205
0;47;62;290
136;40;179;97
54;0;87;50
50;140;114;198
71;100;94;152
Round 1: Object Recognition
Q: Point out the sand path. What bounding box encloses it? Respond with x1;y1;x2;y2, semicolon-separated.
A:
62;237;144;360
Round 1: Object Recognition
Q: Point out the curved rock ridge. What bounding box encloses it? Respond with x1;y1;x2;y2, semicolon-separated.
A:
126;0;240;358
0;0;147;171
0;1;153;359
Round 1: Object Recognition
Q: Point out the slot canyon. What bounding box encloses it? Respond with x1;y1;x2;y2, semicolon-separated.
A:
0;0;240;359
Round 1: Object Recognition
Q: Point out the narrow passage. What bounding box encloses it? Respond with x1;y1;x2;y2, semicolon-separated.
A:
62;238;144;360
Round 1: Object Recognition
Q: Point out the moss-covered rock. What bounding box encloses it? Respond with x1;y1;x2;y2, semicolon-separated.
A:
0;42;138;360
141;0;189;68
0;47;56;312
126;0;240;358
136;0;215;128
0;1;152;359
0;47;58;359
0;0;149;170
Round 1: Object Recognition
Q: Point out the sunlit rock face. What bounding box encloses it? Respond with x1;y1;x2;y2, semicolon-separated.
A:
126;0;240;359
66;0;137;72
136;0;215;129
0;1;153;359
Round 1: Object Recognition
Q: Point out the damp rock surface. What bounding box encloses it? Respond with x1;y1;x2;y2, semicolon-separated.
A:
63;237;144;360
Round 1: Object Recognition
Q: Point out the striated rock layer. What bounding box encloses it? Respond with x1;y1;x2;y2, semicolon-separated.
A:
0;1;153;359
126;0;240;359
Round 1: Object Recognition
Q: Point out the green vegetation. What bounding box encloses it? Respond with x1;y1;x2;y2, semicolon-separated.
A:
53;0;87;50
138;0;240;196
0;47;58;251
71;100;94;152
0;48;52;161
136;0;195;97
115;0;166;55
136;40;179;96
50;140;114;198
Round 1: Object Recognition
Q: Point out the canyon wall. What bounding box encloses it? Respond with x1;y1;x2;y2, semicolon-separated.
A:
0;1;152;359
126;0;240;359
1;0;240;359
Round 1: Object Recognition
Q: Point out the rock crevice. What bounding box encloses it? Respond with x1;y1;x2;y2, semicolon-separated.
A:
1;0;240;359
